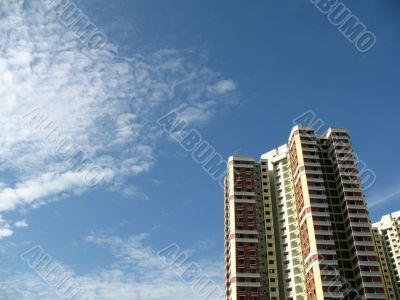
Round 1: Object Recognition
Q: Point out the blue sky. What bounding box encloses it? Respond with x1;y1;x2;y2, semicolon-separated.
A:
0;0;399;299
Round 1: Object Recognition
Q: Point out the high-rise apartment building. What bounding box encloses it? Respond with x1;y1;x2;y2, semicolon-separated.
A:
224;125;387;300
372;211;400;300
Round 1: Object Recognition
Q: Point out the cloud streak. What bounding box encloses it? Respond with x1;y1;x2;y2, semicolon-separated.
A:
367;181;400;208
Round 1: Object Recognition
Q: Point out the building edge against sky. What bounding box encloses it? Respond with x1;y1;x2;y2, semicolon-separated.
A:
224;125;388;300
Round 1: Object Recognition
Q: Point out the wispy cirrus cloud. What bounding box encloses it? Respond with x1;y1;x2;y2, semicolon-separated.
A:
367;179;400;209
0;233;223;300
0;0;238;229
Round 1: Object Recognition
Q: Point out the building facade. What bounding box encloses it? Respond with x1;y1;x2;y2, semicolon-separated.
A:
224;125;387;300
372;211;400;299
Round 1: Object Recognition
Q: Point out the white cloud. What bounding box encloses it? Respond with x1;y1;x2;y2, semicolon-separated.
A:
14;220;28;228
0;0;238;227
0;234;224;300
0;171;86;213
121;186;149;200
208;79;237;94
0;216;14;239
0;228;14;239
178;105;214;123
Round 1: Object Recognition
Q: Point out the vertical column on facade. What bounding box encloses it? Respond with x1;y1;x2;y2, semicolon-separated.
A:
254;162;271;298
281;153;307;300
262;145;306;300
289;126;343;300
225;157;264;300
316;137;358;300
285;153;308;300
327;128;386;299
225;175;232;299
372;225;398;300
260;159;280;299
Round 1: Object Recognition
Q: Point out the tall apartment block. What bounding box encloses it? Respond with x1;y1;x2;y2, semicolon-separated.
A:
372;211;400;299
224;125;386;300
